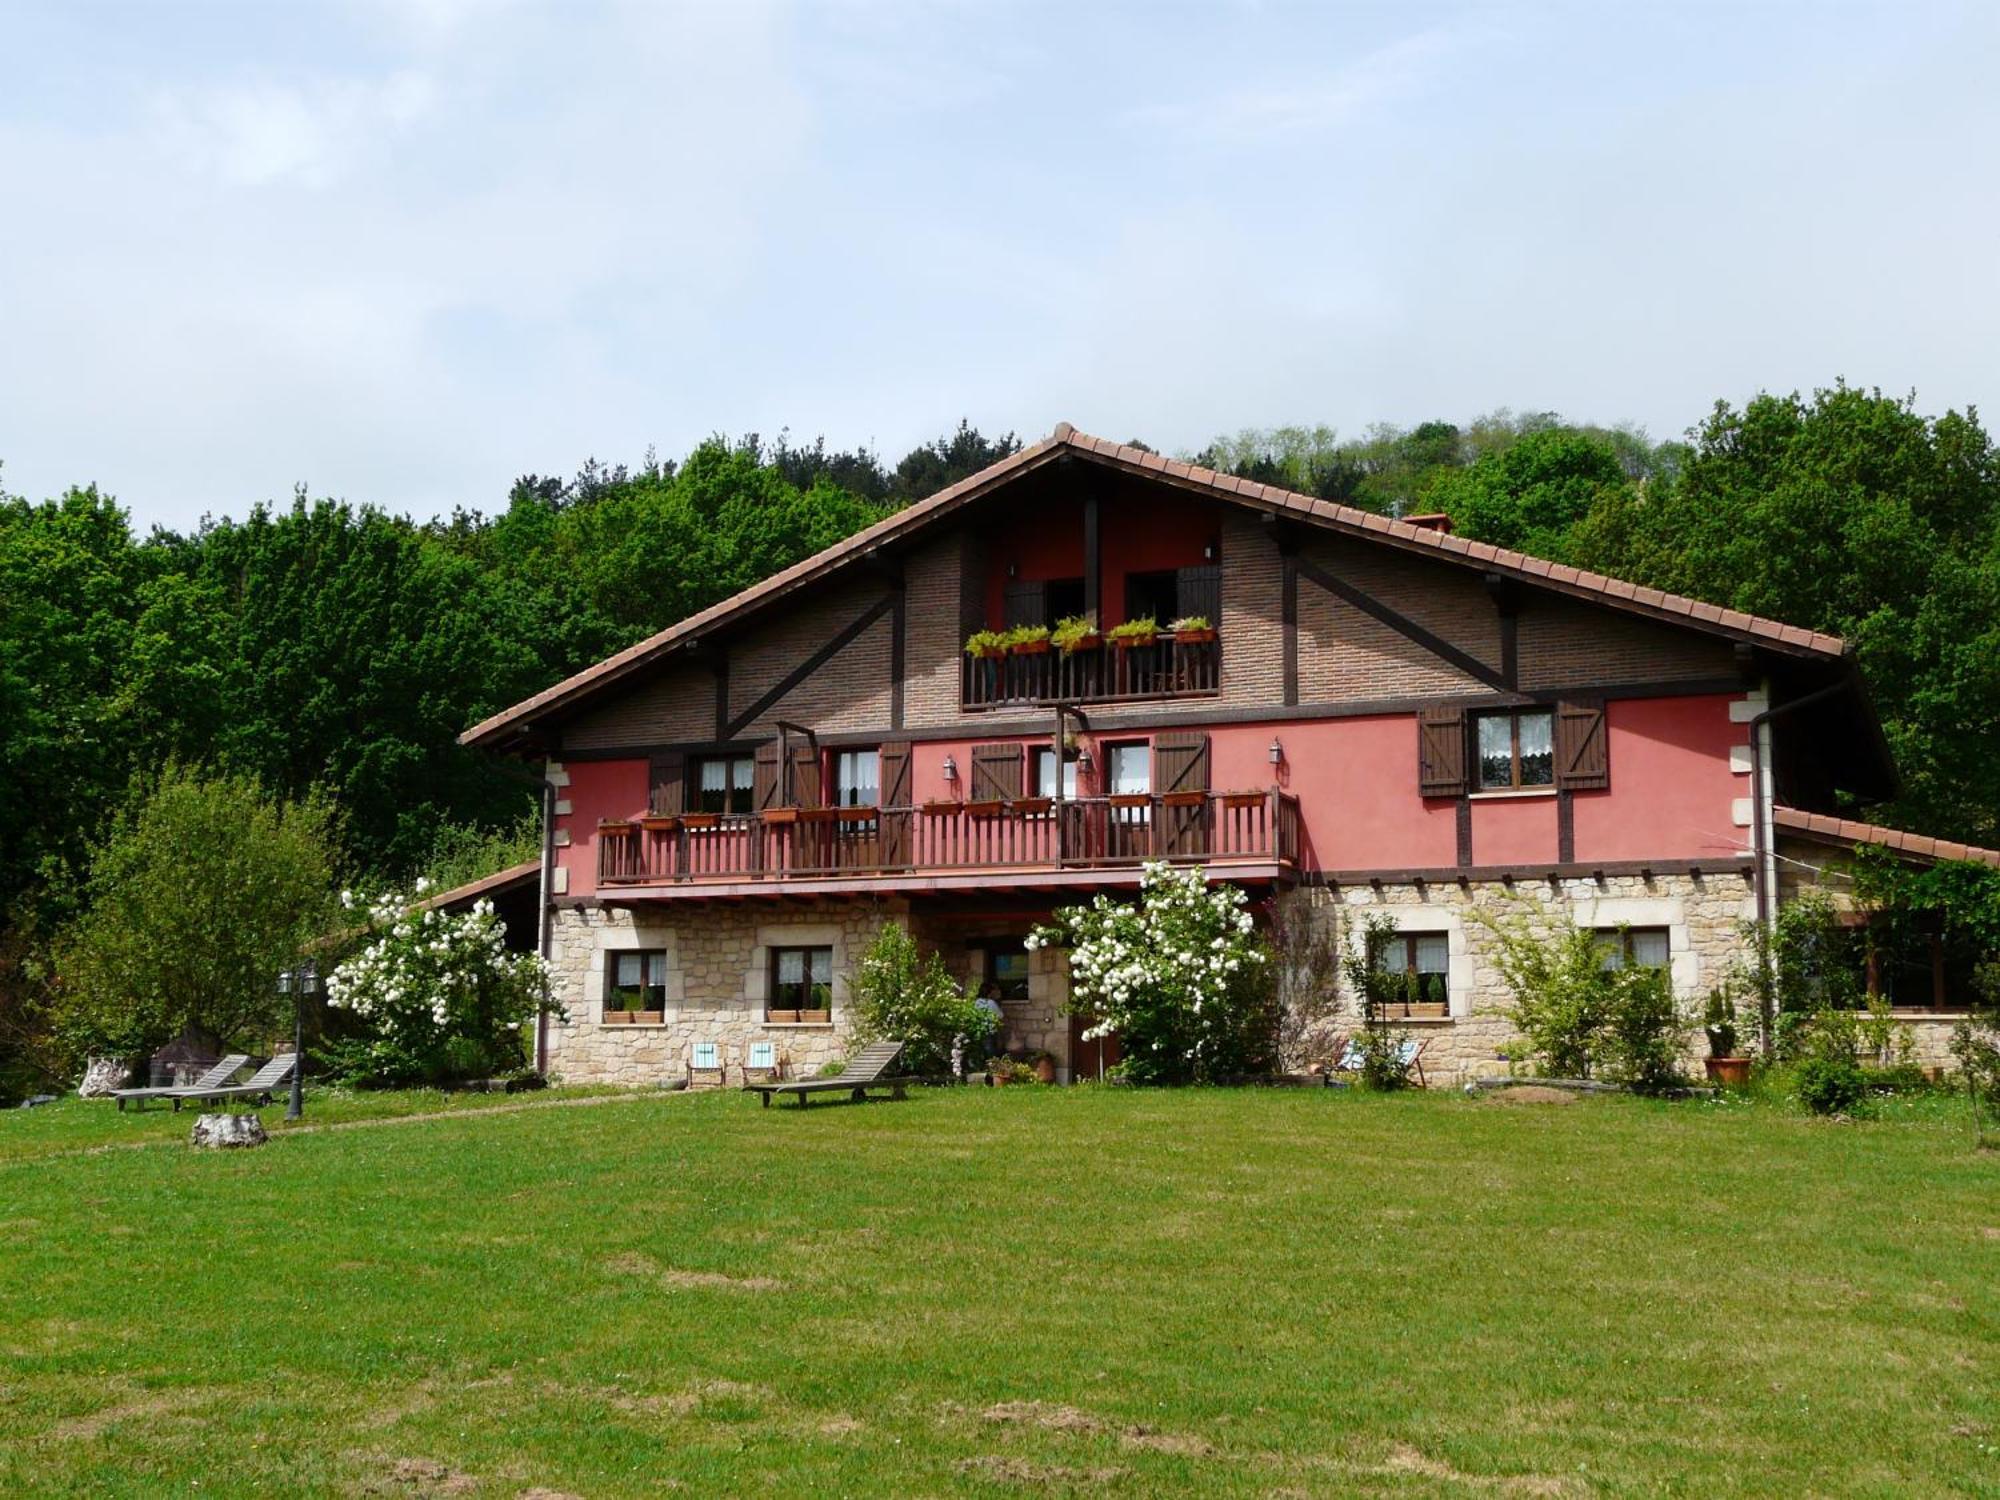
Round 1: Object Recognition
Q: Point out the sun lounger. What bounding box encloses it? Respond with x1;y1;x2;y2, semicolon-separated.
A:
1335;1036;1429;1087
745;1041;907;1109
170;1053;298;1111
112;1055;250;1112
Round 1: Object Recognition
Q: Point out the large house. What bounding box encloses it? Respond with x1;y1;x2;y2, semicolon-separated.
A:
461;423;1982;1086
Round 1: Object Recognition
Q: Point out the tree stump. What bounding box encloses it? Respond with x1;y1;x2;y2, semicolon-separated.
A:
191;1113;268;1149
77;1057;134;1098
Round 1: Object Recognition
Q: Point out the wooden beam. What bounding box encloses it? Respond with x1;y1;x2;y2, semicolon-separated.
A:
724;594;896;740
1083;489;1101;623
1296;554;1509;692
1281;554;1299;706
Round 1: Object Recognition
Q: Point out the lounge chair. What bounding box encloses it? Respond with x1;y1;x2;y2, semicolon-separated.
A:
1335;1036;1429;1088
112;1055;250;1112
745;1041;908;1109
170;1054;298;1111
688;1041;726;1091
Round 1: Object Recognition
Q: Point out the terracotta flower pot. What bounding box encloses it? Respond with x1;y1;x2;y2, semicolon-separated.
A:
1704;1056;1752;1087
1034;1055;1057;1084
680;812;721;829
1173;628;1217;644
1111;633;1156;650
1010;639;1052;656
1057;633;1102;654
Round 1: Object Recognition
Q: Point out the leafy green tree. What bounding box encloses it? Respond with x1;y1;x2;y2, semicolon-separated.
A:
1428;429;1636;558
51;763;339;1063
850;922;992;1075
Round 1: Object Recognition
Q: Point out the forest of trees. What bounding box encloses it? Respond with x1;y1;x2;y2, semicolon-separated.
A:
5;387;1998;1092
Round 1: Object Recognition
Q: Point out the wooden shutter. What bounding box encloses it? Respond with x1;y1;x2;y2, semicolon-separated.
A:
1153;731;1211;857
879;742;912;867
1175;563;1221;625
752;742;784;811
1417;705;1467;798
648;751;686;815
1003;580;1047;629
970;742;1023;802
1555;701;1609;790
789;742;823;807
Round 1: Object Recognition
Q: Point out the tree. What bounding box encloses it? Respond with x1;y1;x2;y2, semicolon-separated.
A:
850;922;992;1075
1030;862;1273;1084
889;421;1021;503
1427;428;1636;558
51;763;338;1064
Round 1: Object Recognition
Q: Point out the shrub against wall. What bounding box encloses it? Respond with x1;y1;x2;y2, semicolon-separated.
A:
1030;862;1274;1085
322;883;550;1086
1338;912;1417;1090
850;923;992;1076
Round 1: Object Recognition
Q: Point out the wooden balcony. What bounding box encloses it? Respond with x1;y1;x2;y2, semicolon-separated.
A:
961;633;1220;710
596;789;1300;894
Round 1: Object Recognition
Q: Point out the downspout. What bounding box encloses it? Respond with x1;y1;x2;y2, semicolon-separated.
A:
1745;678;1850;1049
490;757;561;1075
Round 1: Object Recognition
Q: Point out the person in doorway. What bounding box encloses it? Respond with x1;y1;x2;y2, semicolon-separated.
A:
972;981;1006;1069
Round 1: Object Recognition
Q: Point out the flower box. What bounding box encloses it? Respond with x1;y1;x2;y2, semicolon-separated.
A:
768;1009;801;1024
761;807;801;825
632;1010;664;1025
964;800;1006;820
603;1010;637;1026
1108;794;1152;810
639;816;680;832
1010;638;1052;656
835;806;879;823
1160;790;1206;808
1055;633;1102;654
598;820;637;835
1172;627;1217;645
1012;796;1053;816
921;800;961;816
1220;792;1266;810
797;806;839;823
680;812;721;829
1110;632;1157;650
968;643;1008;660
799;1009;831;1025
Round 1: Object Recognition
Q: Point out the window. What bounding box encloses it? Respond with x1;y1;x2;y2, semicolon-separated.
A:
609;950;668;1012
1044;576;1086;626
1123;570;1178;626
1031;746;1080;800
692;754;755;815
1476;709;1555;790
769;945;833;1016
984;940;1031;1002
834;749;879;808
1107;742;1151;796
1371;932;1450;1014
1596;928;1671;971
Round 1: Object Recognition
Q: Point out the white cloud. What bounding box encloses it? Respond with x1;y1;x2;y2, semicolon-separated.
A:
153;70;437;188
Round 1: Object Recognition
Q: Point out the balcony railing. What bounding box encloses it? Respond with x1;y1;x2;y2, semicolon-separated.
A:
596;789;1300;888
961;633;1220;710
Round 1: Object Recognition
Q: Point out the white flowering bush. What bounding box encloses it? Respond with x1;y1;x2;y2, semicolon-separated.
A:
1029;862;1276;1084
322;881;552;1086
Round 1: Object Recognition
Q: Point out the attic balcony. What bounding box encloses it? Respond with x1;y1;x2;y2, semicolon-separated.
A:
961;630;1220;711
594;787;1299;900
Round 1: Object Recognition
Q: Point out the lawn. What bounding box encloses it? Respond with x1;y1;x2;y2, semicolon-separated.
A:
1;1086;1994;1497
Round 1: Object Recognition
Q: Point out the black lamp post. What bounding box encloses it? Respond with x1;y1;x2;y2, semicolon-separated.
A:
277;961;318;1120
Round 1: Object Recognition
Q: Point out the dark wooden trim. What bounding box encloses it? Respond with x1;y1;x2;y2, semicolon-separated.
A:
1485;570;1520;689
1296;553;1508;692
1083;490;1101;623
1455;798;1473;867
1557;789;1575;863
889;592;906;731
713;653;730;741
722;592;897;740
1281;554;1299;707
1312;858;1755;885
559;675;1752;760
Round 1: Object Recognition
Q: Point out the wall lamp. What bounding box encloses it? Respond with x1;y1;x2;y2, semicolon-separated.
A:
941;754;958;784
1268;737;1284;767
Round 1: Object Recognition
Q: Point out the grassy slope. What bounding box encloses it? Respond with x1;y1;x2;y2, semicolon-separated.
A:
0;1088;1994;1497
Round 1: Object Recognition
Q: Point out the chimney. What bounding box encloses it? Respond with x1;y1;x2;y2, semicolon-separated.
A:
1403;512;1454;534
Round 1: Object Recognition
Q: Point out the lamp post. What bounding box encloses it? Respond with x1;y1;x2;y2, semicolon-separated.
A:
277;961;318;1120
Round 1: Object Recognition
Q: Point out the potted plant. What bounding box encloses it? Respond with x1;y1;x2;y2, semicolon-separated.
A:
1031;1050;1058;1084
799;989;832;1024
964;629;1010;659
1107;616;1159;649
1169;614;1216;644
604;1007;636;1025
633;1007;664;1025
1051;614;1101;654
1005;624;1052;656
768;1008;801;1024
1703;985;1750;1086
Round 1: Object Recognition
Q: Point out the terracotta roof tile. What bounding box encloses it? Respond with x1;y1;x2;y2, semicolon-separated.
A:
1773;806;2000;868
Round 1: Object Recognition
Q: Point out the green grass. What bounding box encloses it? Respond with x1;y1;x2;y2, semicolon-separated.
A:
1;1087;1995;1497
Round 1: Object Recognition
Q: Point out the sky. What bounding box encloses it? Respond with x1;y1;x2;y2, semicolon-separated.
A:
2;0;1997;532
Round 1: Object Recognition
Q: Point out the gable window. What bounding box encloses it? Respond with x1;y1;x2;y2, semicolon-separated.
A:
769;945;833;1017
834;749;879;808
692;754;755;816
1476;709;1555;791
1032;746;1080;800
609;950;668;1013
1371;932;1450;1016
1596;927;1670;971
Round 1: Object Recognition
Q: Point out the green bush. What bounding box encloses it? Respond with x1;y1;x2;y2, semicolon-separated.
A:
851;923;992;1076
1339;913;1416;1091
1794;1055;1869;1116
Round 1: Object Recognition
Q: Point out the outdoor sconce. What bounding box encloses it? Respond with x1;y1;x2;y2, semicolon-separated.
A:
1077;744;1095;775
941;754;958;784
1268;737;1284;767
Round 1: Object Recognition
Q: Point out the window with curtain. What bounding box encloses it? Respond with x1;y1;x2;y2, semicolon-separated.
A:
834;749;879;807
1371;931;1450;1014
692;754;755;815
608;950;668;1012
1476;709;1555;790
1596;927;1671;971
769;945;834;1016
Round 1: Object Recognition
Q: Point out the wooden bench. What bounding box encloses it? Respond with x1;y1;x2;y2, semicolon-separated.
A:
745;1041;908;1109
